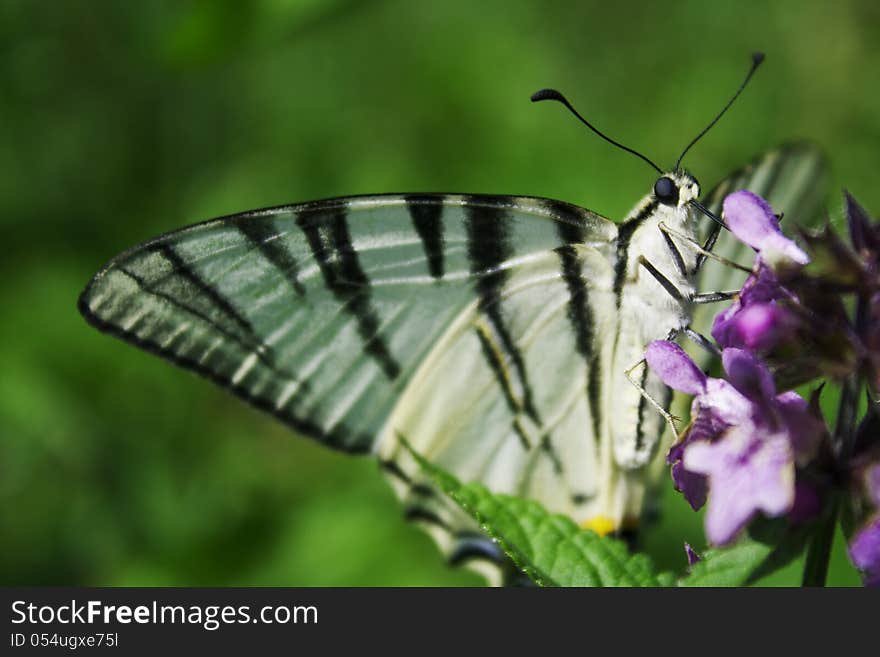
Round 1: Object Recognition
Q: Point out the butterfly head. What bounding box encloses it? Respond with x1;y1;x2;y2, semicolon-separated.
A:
653;172;699;208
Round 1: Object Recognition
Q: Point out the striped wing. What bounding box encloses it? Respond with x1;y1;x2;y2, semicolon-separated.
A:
377;244;619;581
79;193;618;580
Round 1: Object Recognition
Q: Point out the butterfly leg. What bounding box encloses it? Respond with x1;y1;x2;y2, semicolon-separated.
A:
652;223;743;305
690;290;737;304
624;359;681;441
680;326;721;359
658;221;752;274
659;225;688;277
637;255;684;301
694;215;723;271
637;253;735;305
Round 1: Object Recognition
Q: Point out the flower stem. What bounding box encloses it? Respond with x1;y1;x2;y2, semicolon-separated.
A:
801;495;839;586
801;372;860;587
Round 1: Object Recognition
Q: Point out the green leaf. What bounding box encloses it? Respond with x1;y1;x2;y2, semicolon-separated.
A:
681;523;810;587
402;439;673;587
680;541;774;586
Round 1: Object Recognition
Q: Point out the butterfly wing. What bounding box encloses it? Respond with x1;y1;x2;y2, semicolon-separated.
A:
79;193;619;581
377;243;619;581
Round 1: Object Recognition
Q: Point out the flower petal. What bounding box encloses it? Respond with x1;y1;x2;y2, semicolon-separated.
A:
681;437;724;477
721;348;776;401
760;233;811;268
849;515;880;585
723;190;809;267
775;391;825;460
684;425;795;546
723;190;781;248
711;304;738;348
701;378;754;426
684;543;701;568
740;265;792;306
735;304;795;351
867;462;880;508
645;340;706;394
671;460;709;510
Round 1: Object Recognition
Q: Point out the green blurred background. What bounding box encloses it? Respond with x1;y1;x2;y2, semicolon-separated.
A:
2;0;877;586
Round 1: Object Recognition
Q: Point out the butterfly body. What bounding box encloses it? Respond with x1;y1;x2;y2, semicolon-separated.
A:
547;170;697;527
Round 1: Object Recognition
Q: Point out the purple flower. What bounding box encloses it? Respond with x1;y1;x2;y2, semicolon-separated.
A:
686;352;824;547
645;342;755;427
712;300;798;351
848;461;880;586
646;341;753;509
645;339;707;395
684;423;795;545
712;263;800;352
724;190;810;269
667;436;710;510
849;515;880;587
711;193;857;387
646;342;825;545
710;192;814;356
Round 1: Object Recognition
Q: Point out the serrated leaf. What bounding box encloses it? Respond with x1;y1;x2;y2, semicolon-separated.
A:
681;519;812;586
402;440;672;587
680;540;775;586
681;534;806;586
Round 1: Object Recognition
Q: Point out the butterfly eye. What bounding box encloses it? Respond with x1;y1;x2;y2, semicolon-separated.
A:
654;177;679;205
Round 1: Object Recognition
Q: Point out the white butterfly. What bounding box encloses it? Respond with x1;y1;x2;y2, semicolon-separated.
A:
78;56;826;583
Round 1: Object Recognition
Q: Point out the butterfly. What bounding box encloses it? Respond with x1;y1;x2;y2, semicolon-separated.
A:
78;55;826;584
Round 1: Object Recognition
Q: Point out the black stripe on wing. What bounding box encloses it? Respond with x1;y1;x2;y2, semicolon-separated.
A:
113;264;268;358
295;206;402;380
405;195;445;279
473;325;533;450
465;196;543;426
148;242;262;346
236;218;307;296
554;244;603;443
550;195;603;439
448;533;507;567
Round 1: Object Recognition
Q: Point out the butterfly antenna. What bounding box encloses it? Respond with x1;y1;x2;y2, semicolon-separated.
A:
531;88;662;174
675;52;765;170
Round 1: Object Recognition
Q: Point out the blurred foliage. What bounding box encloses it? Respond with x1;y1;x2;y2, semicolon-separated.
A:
1;0;876;586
